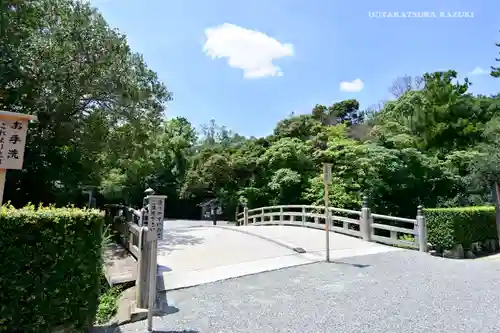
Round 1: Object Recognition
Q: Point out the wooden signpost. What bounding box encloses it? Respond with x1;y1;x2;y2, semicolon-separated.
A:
323;163;332;262
0;111;37;206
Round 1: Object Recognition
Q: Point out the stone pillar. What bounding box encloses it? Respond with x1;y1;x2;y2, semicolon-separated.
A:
136;226;152;309
243;206;249;226
416;205;427;252
360;195;372;241
302;206;306;226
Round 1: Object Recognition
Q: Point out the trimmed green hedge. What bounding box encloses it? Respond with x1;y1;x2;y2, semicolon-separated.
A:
0;205;104;332
425;206;497;251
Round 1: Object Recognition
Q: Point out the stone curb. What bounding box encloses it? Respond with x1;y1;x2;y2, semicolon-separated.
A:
211;225;306;254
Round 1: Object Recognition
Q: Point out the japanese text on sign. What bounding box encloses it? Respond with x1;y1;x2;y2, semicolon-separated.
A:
149;198;164;240
0;119;28;169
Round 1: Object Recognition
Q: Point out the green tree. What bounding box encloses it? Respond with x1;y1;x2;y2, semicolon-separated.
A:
1;0;171;206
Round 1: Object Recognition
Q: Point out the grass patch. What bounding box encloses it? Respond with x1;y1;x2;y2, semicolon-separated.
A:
94;225;124;325
95;277;124;325
395;234;416;249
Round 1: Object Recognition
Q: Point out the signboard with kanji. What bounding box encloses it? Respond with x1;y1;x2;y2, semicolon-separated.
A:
0;111;37;206
147;195;166;240
0;118;29;170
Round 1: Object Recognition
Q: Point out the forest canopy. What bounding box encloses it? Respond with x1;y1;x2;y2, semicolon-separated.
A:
2;0;500;219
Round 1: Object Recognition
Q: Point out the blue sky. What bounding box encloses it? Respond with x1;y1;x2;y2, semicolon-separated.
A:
90;0;500;138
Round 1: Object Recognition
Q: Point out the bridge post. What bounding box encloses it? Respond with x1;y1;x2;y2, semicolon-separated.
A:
360;195;372;241
279;207;284;224
243;205;249;226
135;188;167;315
301;206;306;226
416;205;427;252
137;226;153;308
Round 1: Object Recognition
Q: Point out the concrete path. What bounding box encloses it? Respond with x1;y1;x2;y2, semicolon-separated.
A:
225;225;402;259
155;223;401;291
156;226;317;291
97;251;500;333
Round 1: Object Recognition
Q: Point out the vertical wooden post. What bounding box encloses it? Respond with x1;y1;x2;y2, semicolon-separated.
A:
494;183;500;249
243;206;249;226
136;226;151;309
0;169;6;207
302;206;306;226
279;207;284;224
417;205;427;252
323;163;332;263
360;195;372;241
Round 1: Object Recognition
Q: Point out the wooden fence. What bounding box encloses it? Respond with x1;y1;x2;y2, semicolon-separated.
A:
236;199;427;252
104;204;157;309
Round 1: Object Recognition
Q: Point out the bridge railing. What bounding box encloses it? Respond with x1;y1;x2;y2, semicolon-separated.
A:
104;190;167;316
105;205;154;308
237;198;427;252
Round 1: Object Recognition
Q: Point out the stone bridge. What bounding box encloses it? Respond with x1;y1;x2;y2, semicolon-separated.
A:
104;200;428;322
153;201;427;291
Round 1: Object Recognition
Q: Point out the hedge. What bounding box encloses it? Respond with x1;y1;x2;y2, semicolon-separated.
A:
0;205;104;333
424;206;497;251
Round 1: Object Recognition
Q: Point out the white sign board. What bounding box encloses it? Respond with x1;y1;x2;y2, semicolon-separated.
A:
323;163;332;185
148;196;165;240
0;118;29;170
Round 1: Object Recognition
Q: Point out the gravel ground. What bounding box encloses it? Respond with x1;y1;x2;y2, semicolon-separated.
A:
94;250;500;333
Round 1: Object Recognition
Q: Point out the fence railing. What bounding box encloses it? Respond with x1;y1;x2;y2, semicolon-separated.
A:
237;198;427;252
105;205;155;309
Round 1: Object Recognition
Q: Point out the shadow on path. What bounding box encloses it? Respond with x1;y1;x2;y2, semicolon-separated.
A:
148;330;200;333
157;228;206;254
331;261;371;269
90;327;198;333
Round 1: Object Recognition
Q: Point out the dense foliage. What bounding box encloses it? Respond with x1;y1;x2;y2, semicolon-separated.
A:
425;207;497;250
2;1;500;220
0;205;104;332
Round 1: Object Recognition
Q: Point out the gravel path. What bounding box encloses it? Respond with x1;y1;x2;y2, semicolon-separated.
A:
95;250;500;333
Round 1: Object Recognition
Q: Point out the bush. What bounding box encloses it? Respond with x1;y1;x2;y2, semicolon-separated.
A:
0;204;104;333
425;206;497;251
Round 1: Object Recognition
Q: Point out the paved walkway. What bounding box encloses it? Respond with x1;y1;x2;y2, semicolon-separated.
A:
155;223;401;291
226;225;402;259
96;250;500;333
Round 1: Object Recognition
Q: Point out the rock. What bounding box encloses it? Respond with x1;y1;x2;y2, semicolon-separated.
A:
453;244;464;259
490;239;498;252
442;250;454;258
465;250;476;259
442;246;464;259
427;242;435;251
480;240;491;252
471;242;482;254
428;250;439;256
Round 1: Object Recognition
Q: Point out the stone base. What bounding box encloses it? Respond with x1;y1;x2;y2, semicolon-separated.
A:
96;286;163;327
429;239;499;260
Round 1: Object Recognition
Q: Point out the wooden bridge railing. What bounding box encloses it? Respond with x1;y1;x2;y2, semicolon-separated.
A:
237;198;427;252
104;203;158;310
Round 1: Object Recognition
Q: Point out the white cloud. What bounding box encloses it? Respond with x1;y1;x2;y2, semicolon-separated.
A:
469;66;488;75
203;23;294;79
339;79;364;92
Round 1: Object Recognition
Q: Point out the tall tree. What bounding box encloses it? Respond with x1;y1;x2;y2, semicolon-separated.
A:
389;75;424;98
1;0;171;206
491;32;500;77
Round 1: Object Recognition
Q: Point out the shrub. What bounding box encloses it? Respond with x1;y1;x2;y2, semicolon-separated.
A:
0;204;104;333
424;206;497;251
